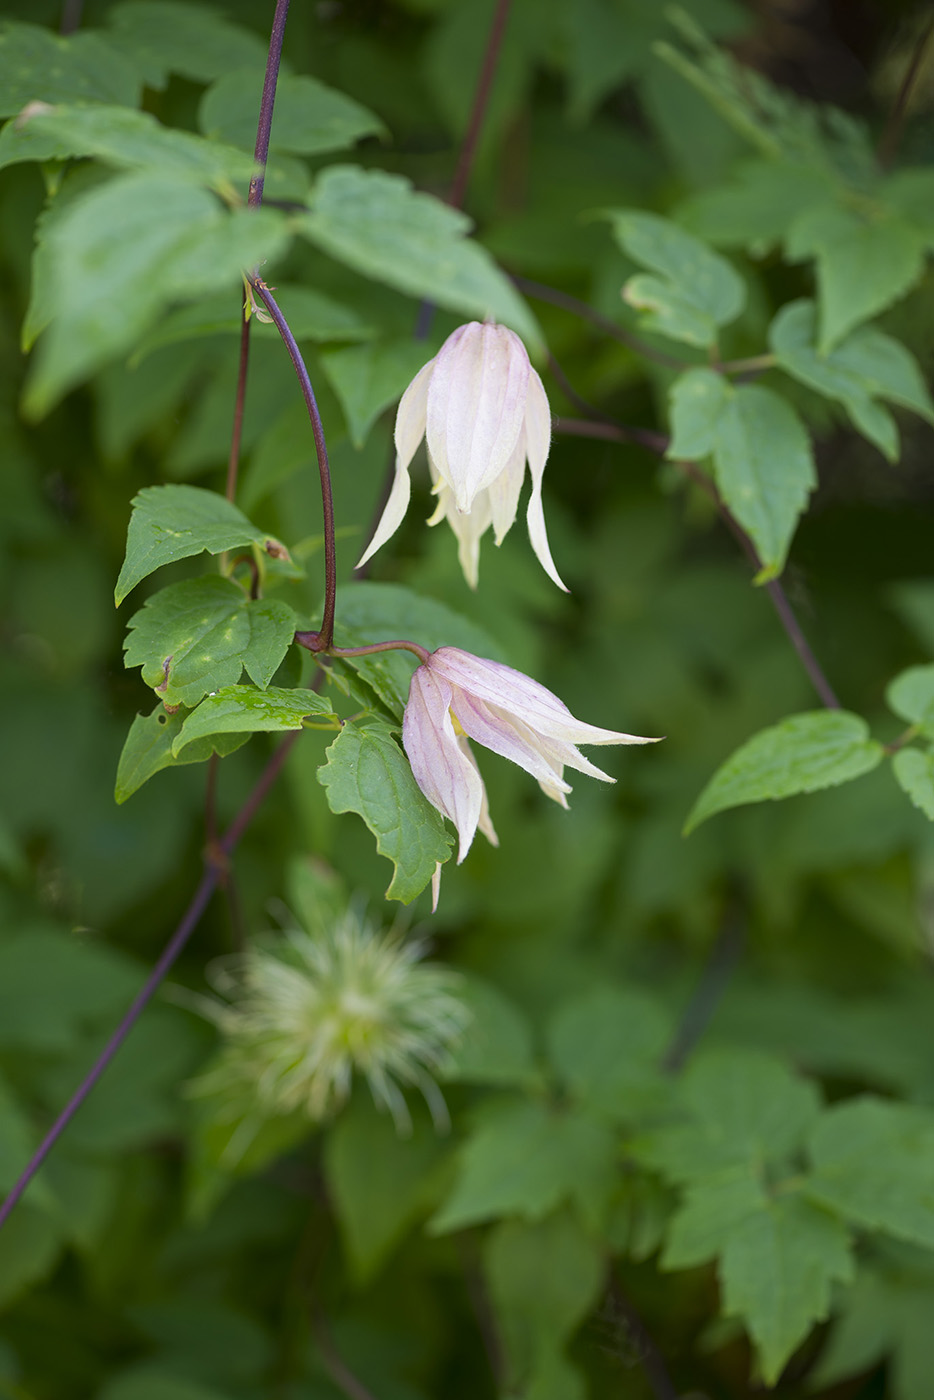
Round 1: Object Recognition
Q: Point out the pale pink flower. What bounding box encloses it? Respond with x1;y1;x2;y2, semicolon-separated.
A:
402;647;659;902
355;321;566;590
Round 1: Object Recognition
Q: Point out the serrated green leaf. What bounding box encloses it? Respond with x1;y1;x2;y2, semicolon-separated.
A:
483;1210;603;1398
686;710;884;831
172;686;336;757
429;1099;617;1233
678;159;830;250
115;706;251;803
115;485;290;606
323;1094;451;1284
662;1164;766;1268
719;1192;853;1385
806;1097;934;1247
298;165;542;351
893;749;934;822
24;172;290;417
317;715;453;903
710;382;815;578
886;664;934;729
786;202;926;351
320;338;429;448
200;69;385;157
105;0;267;89
0;103;257;190
609;209;745;347
124;576;298;708
546;985;670;1122
812;1246;934;1400
635;1049;821;1183
667;366;729;459
439;973;538;1088
0;21;139;113
769;299;934;460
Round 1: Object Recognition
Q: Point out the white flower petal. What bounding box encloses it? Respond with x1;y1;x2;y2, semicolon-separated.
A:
434;483;493;589
403;667;484;862
489;430;526;545
395;356;434;469
355;455;412;570
456;736;499;848
432;648;658;748
523;367;568;591
426;323;529;513
450;690;573;797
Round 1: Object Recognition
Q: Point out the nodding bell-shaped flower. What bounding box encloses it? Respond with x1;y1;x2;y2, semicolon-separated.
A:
402;647;659;904
355;321;567;591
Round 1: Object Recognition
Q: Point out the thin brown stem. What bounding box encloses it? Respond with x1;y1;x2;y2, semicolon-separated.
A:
59;0;83;34
312;1311;380;1400
318;637;431;665
249;278;336;650
414;0;513;339
555;415;841;709
878;15;934;170
662;905;745;1072
225;314;251;503
513;275;689;371
606;1275;679;1400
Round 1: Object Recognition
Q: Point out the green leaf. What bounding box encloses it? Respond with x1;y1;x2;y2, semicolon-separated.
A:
812;1246;934;1400
115;485;290;606
429;1099;617;1233
24;172;290;417
0;1202;63;1310
667;366;729;459
786;202;927;351
546;985;670;1122
333;581;505;719
323;1094;451;1283
769;299;934;460
105;0;267;88
200;69;385;157
439;973;538;1088
634;1049;821;1183
687;1188;852;1385
685;710;884;832
298;165;542;351
608;209;745;347
115;706;251;803
806;1097;934;1248
893;749;934;822
320;338;430;448
172;686;337;757
678;159;831;250
0;103;257;191
483;1210;603;1397
886;664;934;730
0;927;141;1052
317;715;453;903
710;383;815;579
124;576;298;708
0;21;139;113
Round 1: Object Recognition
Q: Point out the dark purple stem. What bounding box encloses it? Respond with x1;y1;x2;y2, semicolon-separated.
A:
414;0;513;340
0;867;218;1231
59;0;83;34
514;275;689;372
607;1276;678;1400
249;0;291;208
555;415;841;710
878;16;934;170
249;277;336;650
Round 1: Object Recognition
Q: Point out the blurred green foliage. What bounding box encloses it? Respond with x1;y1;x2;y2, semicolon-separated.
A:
4;2;934;1398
